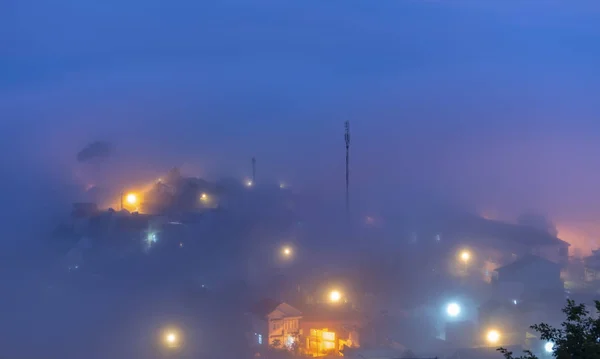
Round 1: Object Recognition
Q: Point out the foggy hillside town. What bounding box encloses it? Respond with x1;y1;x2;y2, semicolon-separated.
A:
4;1;600;359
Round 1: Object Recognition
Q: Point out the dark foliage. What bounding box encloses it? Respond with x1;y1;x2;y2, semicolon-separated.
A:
499;299;600;359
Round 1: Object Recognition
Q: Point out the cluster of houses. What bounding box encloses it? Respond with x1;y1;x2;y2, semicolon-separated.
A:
53;168;295;273
243;212;581;358
50;169;600;358
246;300;362;357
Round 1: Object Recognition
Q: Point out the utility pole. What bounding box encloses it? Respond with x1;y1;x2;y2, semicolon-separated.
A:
252;157;256;184
344;121;350;216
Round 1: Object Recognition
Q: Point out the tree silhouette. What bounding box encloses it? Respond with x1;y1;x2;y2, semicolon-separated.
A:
499;299;600;359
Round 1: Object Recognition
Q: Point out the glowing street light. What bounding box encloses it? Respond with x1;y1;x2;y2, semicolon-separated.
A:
486;329;501;345
329;290;342;303
162;329;181;349
200;193;208;201
245;179;253;187
545;342;554;353
120;191;140;211
460;250;471;263
446;302;461;318
282;246;292;257
125;193;137;205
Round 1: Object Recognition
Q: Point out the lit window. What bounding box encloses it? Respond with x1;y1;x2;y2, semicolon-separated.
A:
258;334;263;344
322;332;335;341
323;341;335;350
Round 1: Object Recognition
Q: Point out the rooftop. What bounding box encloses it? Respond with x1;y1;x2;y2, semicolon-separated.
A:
250;299;300;318
444;215;569;247
495;254;559;274
270;302;302;318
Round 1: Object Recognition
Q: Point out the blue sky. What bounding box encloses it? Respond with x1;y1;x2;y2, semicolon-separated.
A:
3;0;600;243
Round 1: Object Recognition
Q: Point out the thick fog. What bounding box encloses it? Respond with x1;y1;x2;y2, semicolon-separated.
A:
2;0;600;358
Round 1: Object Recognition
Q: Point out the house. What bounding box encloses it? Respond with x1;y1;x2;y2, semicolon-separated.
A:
479;299;563;349
407;215;569;283
246;299;278;349
267;302;303;348
246;300;302;350
583;249;600;282
477;256;566;347
300;306;363;356
246;299;363;356
478;299;525;346
440;215;570;267
492;255;564;301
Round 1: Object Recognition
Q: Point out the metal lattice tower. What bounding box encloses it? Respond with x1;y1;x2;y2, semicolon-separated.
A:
345;121;350;215
252;157;256;183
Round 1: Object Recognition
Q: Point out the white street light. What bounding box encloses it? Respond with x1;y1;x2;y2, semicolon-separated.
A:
446;302;461;318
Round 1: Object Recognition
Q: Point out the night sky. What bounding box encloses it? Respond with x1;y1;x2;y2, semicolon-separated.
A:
3;0;600;251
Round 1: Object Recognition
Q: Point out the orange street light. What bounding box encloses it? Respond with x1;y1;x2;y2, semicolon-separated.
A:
166;333;176;345
460;250;471;263
126;193;138;205
162;329;181;349
486;329;501;345
329;290;342;303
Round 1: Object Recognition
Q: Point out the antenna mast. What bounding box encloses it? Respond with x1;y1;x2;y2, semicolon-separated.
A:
345;121;350;215
252;157;256;183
